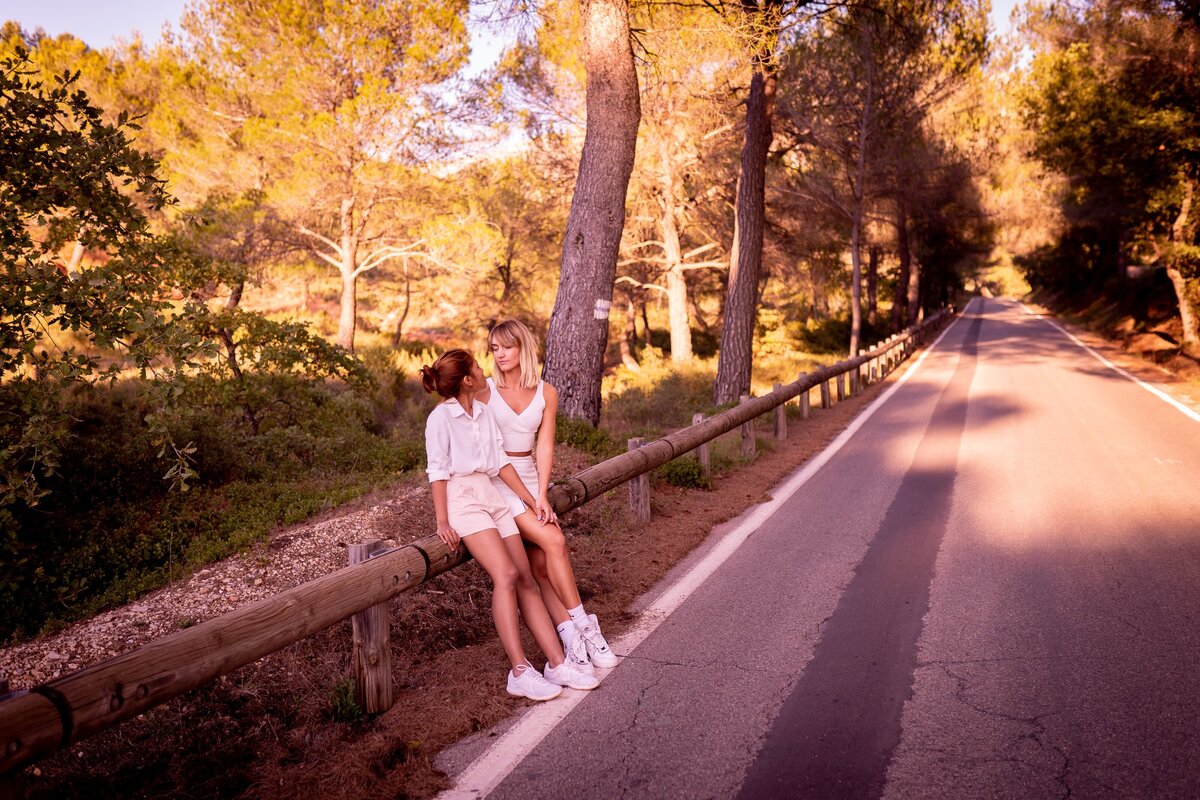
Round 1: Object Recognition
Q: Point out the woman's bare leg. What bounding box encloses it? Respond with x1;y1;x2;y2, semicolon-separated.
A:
503;534;566;666
525;542;571;625
460;529;526;669
515;512;583;613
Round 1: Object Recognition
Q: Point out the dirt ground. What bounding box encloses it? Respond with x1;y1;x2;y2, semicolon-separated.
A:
7;310;1196;799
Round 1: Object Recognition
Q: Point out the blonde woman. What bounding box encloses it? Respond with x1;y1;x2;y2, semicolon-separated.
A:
479;319;619;673
421;349;598;699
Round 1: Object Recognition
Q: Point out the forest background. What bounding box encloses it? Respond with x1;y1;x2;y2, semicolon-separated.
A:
2;0;1197;644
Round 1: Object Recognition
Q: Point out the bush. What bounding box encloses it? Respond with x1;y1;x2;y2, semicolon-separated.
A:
555;414;621;457
0;373;426;642
656;457;712;490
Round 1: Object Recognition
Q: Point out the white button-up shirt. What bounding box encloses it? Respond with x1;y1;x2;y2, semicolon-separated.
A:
425;398;511;482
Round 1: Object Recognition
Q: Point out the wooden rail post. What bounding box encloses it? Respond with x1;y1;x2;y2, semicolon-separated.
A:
870;358;877;384
836;372;846;402
692;413;711;478
349;541;394;714
849;367;859;396
628;438;651;521
820;379;831;409
800;387;810;419
739;395;757;458
773;383;787;441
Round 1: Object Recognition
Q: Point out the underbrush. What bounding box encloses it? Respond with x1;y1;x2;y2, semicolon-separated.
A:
1;363;429;642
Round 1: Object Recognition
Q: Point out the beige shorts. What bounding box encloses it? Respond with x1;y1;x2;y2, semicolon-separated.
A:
447;473;519;538
491;455;539;518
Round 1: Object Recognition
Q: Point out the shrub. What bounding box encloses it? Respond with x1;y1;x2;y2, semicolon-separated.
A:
555;414;621;457
656;457;712;490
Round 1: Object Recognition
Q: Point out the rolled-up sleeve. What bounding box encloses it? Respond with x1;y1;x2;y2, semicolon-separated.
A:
425;411;451;482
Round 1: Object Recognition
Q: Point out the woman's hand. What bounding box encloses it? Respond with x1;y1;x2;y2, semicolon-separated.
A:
436;521;460;553
535;495;559;527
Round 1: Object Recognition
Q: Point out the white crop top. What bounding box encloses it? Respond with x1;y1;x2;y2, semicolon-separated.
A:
485;377;545;452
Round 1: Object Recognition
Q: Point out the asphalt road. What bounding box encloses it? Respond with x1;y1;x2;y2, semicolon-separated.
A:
449;298;1200;799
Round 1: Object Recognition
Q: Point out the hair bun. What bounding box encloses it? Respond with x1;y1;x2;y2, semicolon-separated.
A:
419;364;438;394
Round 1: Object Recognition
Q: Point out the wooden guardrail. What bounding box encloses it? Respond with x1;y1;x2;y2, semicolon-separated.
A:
0;308;952;778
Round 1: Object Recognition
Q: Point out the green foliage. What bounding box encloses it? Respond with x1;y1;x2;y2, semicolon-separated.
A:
555;414;621;457
656;457;712;490
0;377;424;641
0;48;200;511
329;679;364;724
1018;3;1199;303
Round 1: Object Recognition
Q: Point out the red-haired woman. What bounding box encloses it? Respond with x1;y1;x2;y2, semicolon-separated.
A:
479;320;619;674
421;348;598;699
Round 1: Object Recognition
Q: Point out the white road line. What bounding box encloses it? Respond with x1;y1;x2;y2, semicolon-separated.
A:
1020;303;1200;424
436;302;973;800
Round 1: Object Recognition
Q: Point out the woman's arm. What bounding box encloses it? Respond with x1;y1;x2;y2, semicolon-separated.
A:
498;464;539;515
535;383;556;515
430;479;459;552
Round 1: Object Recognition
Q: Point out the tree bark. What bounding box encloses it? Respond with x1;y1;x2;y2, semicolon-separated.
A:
335;197;358;352
867;244;879;327
850;212;864;355
713;1;781;404
848;22;875;357
1167;178;1200;359
907;254;922;325
619;297;641;370
391;257;412;348
659;142;693;362
543;0;641;425
892;195;911;332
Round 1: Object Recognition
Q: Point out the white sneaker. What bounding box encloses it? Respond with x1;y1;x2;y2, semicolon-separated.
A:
543;659;600;691
561;627;594;673
575;614;618;669
507;663;562;701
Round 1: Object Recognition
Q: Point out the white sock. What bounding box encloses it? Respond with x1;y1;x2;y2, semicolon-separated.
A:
567;604;587;624
556;620;574;643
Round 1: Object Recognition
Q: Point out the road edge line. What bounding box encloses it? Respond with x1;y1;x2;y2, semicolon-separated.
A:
435;302;972;800
1019;303;1200;424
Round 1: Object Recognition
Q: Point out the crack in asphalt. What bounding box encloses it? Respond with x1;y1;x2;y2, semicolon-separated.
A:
937;663;1072;798
616;672;667;800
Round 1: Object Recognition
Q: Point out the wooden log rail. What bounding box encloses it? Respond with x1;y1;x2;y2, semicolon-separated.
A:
0;308;952;778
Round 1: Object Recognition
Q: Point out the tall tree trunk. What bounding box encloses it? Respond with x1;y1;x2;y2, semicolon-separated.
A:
688;294;710;332
1167;178;1200;359
713;1;781;404
335;197;358;351
867;244;879;327
907;255;922;326
659;139;692;362
619;297;641;370
391;257;412;348
337;268;357;351
892;195;911;332
543;0;641;425
847;22;875;357
850;214;864;355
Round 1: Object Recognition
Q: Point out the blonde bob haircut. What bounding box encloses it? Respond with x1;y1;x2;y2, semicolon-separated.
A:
488;319;541;389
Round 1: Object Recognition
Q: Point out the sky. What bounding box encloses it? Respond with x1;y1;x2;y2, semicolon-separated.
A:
0;0;189;48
